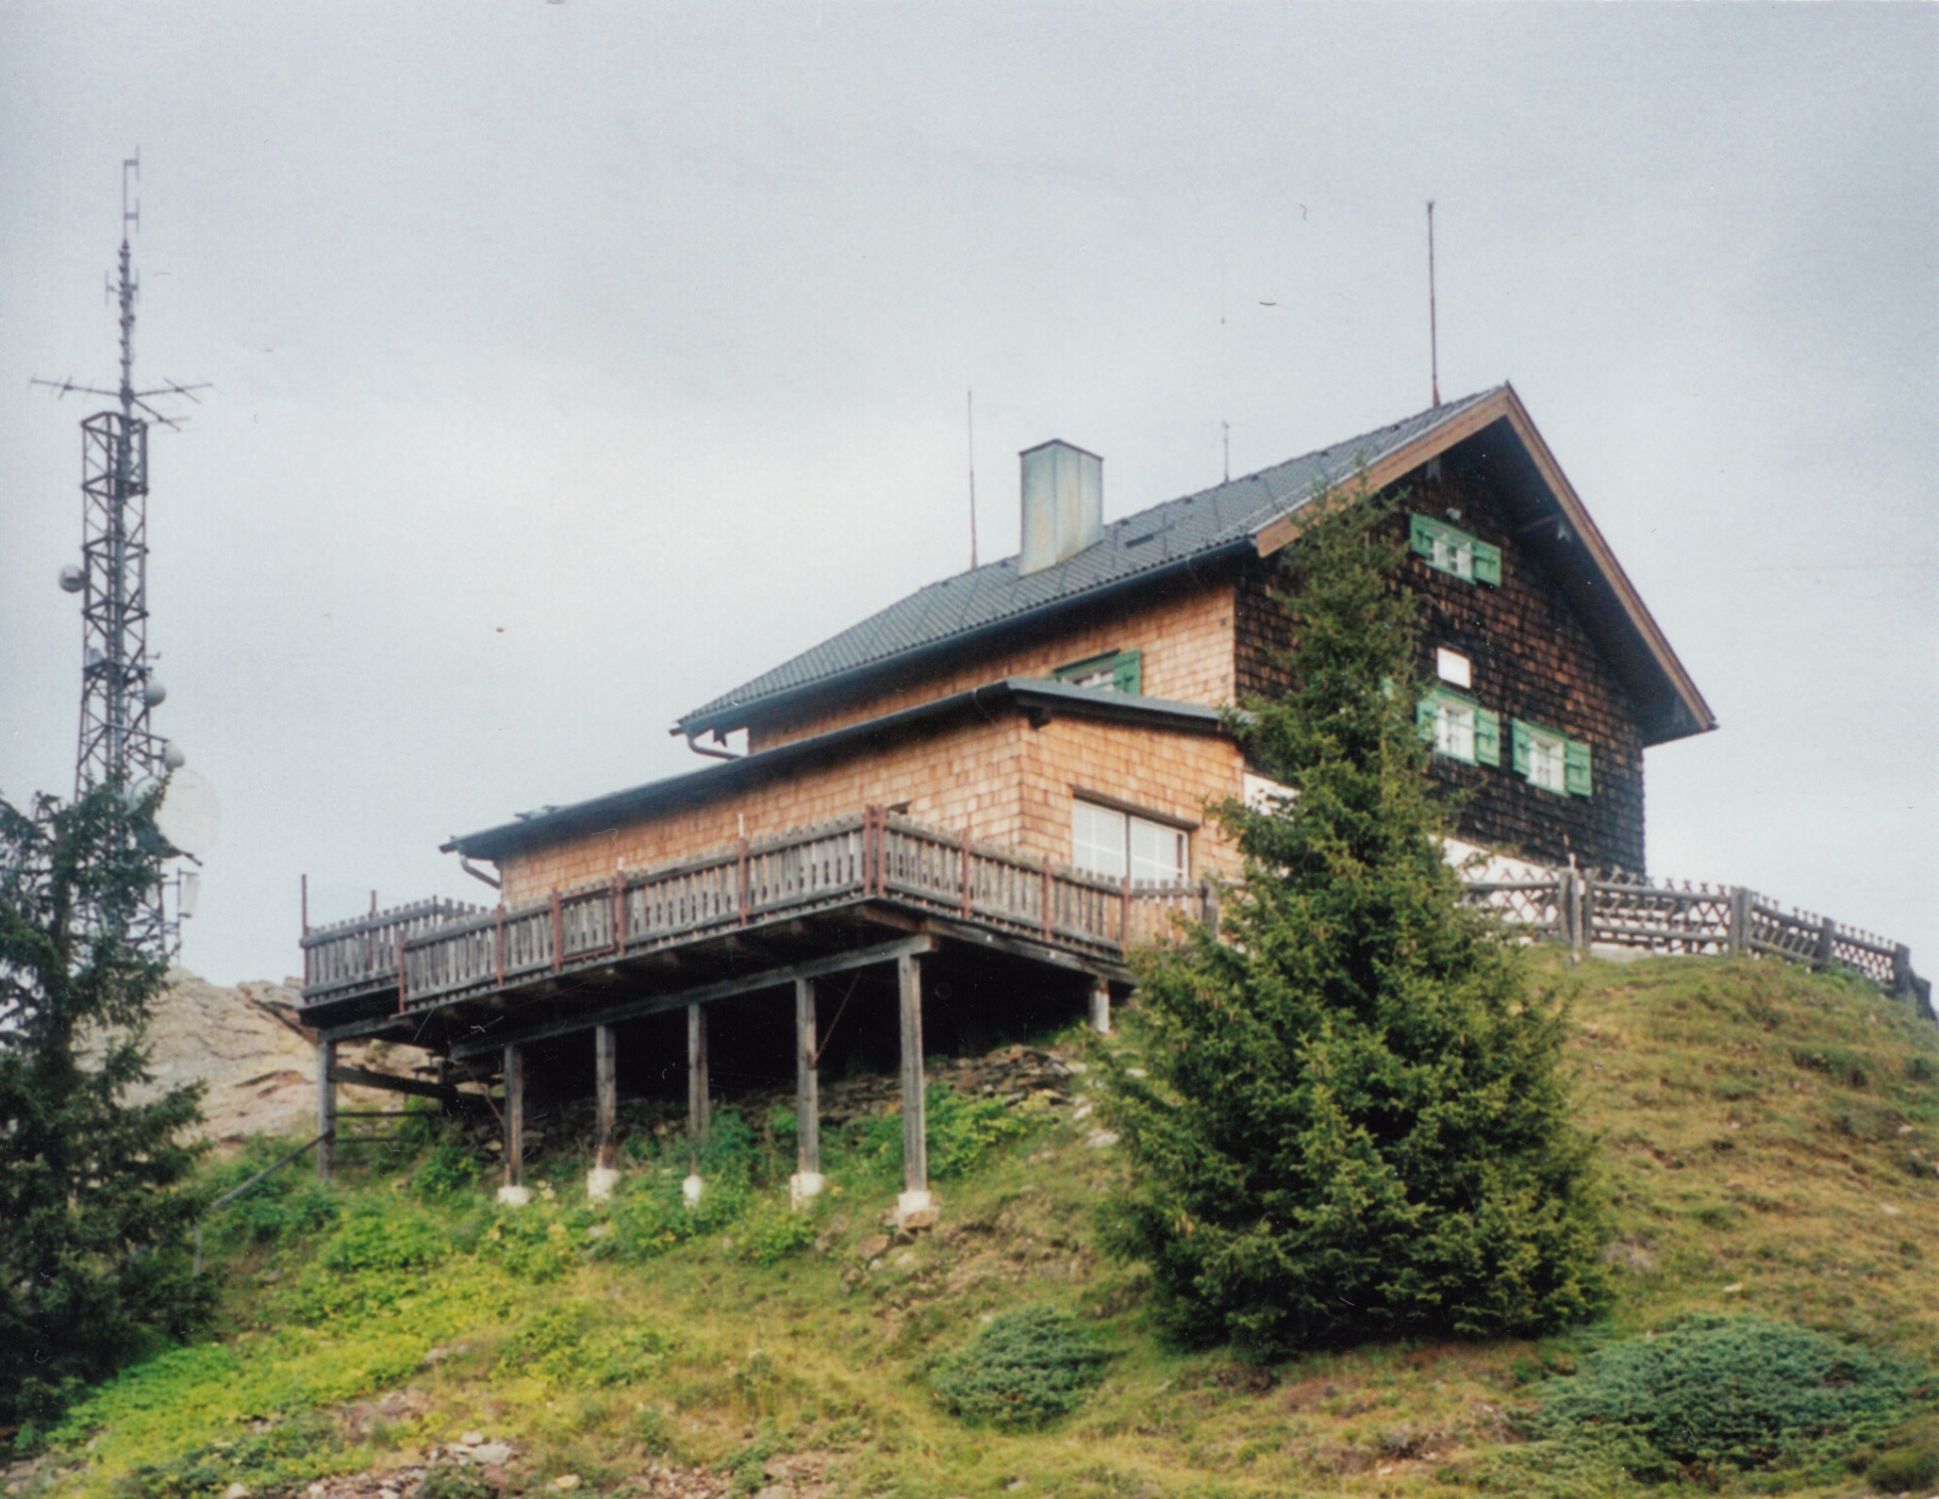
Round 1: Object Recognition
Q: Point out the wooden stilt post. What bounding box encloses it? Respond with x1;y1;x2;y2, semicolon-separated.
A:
315;1038;337;1182
500;1042;528;1204
590;1024;620;1200
684;1004;709;1206
1089;976;1111;1036
793;977;821;1205
687;1004;710;1143
897;953;932;1221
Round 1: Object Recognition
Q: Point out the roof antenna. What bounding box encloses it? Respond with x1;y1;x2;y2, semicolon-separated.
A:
1426;200;1441;409
1221;418;1231;483
966;388;979;568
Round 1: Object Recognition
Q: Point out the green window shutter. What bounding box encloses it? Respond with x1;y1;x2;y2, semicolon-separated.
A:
1510;719;1531;777
1474;708;1501;767
1416;693;1439;744
1564;738;1593;797
1113;650;1143;696
1472;539;1502;586
1409;513;1437;560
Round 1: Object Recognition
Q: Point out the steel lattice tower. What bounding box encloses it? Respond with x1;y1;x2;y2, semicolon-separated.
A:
37;154;204;957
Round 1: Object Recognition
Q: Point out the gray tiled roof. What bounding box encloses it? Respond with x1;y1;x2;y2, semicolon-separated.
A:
677;387;1502;732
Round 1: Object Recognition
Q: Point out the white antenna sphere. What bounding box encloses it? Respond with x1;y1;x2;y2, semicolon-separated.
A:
59;564;86;593
143;678;167;708
161;741;187;771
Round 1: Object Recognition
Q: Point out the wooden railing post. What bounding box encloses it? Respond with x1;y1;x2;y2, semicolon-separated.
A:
1816;915;1837;972
1041;858;1053;942
395;931;407;1013
1893;944;1916;1000
1728;886;1752;956
550;890;563;971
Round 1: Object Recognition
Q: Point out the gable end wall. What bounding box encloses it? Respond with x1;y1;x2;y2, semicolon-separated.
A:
1235;468;1647;873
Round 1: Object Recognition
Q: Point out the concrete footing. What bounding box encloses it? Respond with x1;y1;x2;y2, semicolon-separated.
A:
496;1184;534;1208
586;1167;622;1202
682;1173;705;1207
789;1171;825;1209
895;1188;939;1230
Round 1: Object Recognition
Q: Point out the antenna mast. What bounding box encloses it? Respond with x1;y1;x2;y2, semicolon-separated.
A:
1427;200;1441;409
966;388;978;569
33;152;208;958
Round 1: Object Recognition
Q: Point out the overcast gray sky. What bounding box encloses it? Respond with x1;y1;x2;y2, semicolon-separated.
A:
3;3;1934;987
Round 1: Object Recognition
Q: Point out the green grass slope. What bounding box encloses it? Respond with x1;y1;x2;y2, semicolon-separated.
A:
14;954;1939;1499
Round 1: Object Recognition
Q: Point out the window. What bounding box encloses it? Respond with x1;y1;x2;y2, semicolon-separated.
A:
1410;514;1501;586
1417;688;1499;766
1071;799;1188;882
1054;649;1142;695
1435;647;1472;688
1510;719;1593;797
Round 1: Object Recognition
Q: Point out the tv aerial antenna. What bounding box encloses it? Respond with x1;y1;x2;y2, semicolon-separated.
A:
31;152;214;958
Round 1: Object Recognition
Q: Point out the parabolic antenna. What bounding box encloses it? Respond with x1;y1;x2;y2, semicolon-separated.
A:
154;768;219;859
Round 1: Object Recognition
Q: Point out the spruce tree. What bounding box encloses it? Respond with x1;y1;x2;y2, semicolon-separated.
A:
0;784;208;1438
1097;488;1607;1354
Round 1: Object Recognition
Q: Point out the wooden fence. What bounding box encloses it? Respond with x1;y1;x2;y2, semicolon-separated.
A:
1463;869;1930;1017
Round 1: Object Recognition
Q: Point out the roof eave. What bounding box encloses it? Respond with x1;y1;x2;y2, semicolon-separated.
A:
457;677;1228;861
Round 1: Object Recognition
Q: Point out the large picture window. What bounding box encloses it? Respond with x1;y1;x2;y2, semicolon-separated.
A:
1071;799;1188;883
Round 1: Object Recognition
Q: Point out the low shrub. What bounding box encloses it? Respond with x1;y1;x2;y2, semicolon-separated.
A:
108;1413;348;1499
1521;1315;1923;1483
1868;1439;1939;1493
498;1303;674;1388
846;1080;1028;1183
930;1306;1108;1430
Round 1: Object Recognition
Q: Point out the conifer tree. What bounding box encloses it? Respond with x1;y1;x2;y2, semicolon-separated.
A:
0;785;208;1437
1098;488;1607;1354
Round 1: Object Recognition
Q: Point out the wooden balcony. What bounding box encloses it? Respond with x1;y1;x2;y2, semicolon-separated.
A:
298;807;1209;1035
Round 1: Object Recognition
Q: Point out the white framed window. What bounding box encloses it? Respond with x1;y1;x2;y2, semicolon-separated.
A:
1410;514;1501;586
1070;798;1188;883
1053;649;1142;695
1436;698;1476;761
1527;728;1566;792
1416;688;1499;767
1510;719;1593;797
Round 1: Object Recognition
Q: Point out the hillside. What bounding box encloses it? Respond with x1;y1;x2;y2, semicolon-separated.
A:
9;954;1938;1499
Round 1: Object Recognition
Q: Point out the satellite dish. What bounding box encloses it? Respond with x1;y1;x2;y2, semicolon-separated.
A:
154;769;219;859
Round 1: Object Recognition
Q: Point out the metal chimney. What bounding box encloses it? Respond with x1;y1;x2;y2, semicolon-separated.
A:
1018;440;1102;576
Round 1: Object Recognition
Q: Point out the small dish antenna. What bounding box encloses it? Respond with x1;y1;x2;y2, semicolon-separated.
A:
154;768;219;860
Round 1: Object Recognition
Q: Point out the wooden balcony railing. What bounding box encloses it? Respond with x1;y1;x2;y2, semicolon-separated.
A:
299;808;1211;1015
